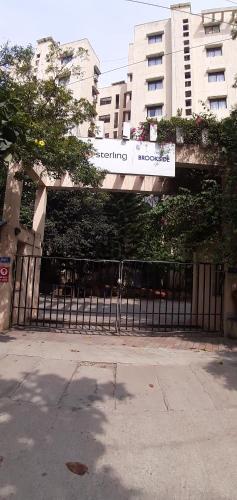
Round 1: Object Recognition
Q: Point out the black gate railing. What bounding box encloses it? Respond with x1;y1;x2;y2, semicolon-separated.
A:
11;256;224;334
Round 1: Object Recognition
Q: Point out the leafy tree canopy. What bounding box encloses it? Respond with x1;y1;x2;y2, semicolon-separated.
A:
0;42;103;186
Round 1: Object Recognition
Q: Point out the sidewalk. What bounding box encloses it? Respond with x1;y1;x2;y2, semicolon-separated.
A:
0;330;237;499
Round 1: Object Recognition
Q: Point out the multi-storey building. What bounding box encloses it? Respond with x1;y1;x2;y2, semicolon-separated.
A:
33;36;100;137
97;81;132;138
97;81;131;139
98;3;237;137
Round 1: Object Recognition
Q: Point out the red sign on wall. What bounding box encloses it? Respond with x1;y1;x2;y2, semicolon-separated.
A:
0;266;9;283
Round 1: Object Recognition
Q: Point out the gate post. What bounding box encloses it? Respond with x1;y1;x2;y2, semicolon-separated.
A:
31;187;47;319
0;163;23;331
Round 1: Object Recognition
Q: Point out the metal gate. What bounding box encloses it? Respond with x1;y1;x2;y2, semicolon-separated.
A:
11;256;224;334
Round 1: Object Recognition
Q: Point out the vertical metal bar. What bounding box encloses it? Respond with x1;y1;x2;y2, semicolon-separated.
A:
10;256;18;327
62;269;67;327
158;264;162;330
82;287;86;328
35;257;42;327
189;263;193;330
23;256;31;325
95;296;99;327
17;256;24;325
125;293;129;330
75;284;80;328
151;291;155;332
68;282;73;328
88;288;93;330
102;288;106;328
108;288;112;330
42;267;48;327
183;264;188;330
164;266;168;332
196;263;200;329
170;264;175;331
220;265;224;333
202;264;206;331
138;289;142;331
29;256;37;325
177;264;182;327
214;264;218;332
49;283;54;326
208;264;212;332
55;276;60;328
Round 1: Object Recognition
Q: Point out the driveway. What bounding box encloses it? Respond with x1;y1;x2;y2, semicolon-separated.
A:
0;330;237;499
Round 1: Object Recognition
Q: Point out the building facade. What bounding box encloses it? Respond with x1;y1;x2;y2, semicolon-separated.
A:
33;36;100;137
96;81;132;138
98;3;237;137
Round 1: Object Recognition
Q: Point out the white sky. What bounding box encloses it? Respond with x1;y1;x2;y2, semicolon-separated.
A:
0;0;232;86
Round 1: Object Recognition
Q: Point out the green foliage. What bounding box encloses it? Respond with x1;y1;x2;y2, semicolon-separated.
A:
0;42;103;186
149;180;222;261
43;191;151;260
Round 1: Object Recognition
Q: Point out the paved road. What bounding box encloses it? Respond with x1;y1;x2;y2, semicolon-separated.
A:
0;330;237;499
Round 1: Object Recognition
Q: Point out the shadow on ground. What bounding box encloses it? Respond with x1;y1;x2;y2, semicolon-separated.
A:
0;369;138;500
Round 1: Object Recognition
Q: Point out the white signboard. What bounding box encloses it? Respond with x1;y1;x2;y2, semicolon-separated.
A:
83;138;175;177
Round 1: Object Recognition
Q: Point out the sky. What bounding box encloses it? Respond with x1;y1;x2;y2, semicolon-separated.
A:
0;0;232;86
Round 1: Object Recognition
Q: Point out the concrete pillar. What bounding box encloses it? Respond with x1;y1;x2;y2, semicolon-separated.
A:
0;163;23;331
32;187;47;244
31;187;47;319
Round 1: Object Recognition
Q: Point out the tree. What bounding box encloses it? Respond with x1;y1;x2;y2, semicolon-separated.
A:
43;190;112;258
148;180;222;262
0;42;104;186
41;191;152;260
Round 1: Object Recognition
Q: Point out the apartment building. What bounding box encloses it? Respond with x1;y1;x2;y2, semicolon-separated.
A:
33;36;100;137
97;81;132;138
98;3;237;137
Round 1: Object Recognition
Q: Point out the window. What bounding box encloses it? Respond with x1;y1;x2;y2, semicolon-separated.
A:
116;94;120;109
100;97;112;105
123;111;131;122
99;114;110;123
183;18;189;23
61;55;73;65
183;32;189;37
148;34;162;44
36;53;40;58
148;79;163;90
105;133;110;138
208;71;225;82
58;76;70;86
184;47;190;54
35;59;39;66
123;91;132;107
209;97;227;110
185;99;192;107
183;25;189;31
148;56;163;66
113;131;118;139
128;73;133;82
147;105;163;117
184;40;189;46
186;109;192;116
185;81;191;87
185;90;192;97
114;112;119;128
206;46;222;57
185;71;191;79
185;64;191;70
205;24;220;34
184;55;190;61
